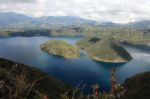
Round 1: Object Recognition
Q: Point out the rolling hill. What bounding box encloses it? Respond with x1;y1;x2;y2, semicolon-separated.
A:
125;20;150;29
40;40;80;59
0;58;71;99
1;12;150;29
77;37;132;63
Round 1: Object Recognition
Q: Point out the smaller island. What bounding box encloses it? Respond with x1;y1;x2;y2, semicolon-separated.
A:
40;40;80;59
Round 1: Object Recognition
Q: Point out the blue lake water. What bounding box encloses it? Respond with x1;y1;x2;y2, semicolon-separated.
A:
0;36;150;93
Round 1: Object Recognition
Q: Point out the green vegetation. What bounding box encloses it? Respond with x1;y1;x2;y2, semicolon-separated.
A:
61;68;126;99
0;58;71;99
40;40;80;59
77;37;132;63
1;58;149;99
0;25;150;47
1;26;149;49
0;26;145;39
123;72;150;99
62;70;150;99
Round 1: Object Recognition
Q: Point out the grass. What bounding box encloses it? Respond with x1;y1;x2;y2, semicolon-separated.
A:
77;37;132;63
40;40;80;59
0;58;71;99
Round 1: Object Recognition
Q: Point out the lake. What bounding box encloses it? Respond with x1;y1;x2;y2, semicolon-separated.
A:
0;36;150;93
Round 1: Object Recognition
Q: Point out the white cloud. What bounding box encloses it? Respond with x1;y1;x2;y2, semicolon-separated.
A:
0;0;150;23
0;0;36;3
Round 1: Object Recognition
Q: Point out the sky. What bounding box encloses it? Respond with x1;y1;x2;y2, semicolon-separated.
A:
0;0;150;23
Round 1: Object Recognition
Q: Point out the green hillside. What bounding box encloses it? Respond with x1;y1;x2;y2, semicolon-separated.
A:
77;37;132;63
123;72;150;99
76;37;100;49
40;40;80;59
0;58;70;99
0;25;146;40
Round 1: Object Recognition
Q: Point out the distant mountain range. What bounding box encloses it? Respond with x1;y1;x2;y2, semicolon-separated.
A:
0;12;150;29
0;12;32;26
125;20;150;29
0;12;97;27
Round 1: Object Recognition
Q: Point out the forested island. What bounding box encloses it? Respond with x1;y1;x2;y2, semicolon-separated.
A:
40;40;80;59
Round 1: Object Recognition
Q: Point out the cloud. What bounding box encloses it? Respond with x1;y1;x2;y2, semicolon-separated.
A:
0;0;150;23
0;0;36;3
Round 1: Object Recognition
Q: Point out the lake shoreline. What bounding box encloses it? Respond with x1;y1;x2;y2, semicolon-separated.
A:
0;36;150;94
